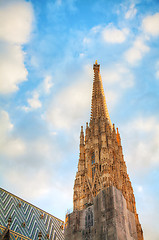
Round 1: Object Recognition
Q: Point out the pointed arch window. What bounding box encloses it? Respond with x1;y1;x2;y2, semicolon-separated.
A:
91;152;95;165
85;208;93;228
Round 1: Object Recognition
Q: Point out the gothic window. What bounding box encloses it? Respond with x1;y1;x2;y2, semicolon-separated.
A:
85;208;93;228
91;152;95;165
92;167;95;180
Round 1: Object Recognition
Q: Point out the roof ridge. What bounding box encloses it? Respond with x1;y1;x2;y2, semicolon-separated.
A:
0;187;64;223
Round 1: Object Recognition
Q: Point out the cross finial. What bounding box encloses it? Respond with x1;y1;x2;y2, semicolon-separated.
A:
93;60;100;71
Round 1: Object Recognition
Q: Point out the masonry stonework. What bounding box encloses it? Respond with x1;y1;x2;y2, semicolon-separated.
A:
65;186;138;240
64;61;144;240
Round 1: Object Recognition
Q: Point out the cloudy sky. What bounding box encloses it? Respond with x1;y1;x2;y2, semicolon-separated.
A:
0;0;159;239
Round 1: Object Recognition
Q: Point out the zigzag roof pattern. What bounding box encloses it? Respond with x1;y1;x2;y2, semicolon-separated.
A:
0;224;31;240
0;188;64;240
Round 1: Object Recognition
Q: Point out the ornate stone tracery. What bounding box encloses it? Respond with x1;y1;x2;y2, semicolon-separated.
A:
73;61;143;240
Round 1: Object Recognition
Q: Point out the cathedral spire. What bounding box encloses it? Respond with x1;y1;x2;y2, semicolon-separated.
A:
70;62;144;240
90;61;112;127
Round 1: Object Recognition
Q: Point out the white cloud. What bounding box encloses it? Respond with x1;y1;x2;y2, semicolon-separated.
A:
125;3;137;19
142;12;159;36
21;75;53;112
7;167;73;219
0;44;28;94
0;0;33;44
82;25;101;47
22;75;53;111
130;117;156;132
48;181;73;219
47;65;92;129
102;25;129;43
99;63;134;113
102;63;134;88
103;90;118;113
121;116;159;171
3;138;26;157
27;91;42;109
0;110;13;137
47;79;91;129
0;110;26;157
33;138;52;159
43;75;53;94
7;169;51;200
0;0;34;94
124;37;149;65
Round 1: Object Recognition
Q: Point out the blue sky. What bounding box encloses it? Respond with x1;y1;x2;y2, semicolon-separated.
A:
0;0;159;239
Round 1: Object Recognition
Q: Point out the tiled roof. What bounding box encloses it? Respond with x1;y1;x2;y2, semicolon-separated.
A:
0;188;64;240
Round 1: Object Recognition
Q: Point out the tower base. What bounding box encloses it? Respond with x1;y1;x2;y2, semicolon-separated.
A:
65;186;138;240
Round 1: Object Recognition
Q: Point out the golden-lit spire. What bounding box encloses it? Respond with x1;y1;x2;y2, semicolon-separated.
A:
116;128;121;145
90;61;112;127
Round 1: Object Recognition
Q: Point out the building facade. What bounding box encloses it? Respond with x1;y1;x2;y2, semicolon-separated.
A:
64;61;144;240
0;188;64;240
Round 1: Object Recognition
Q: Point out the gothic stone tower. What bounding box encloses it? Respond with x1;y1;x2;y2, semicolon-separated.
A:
64;61;144;240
